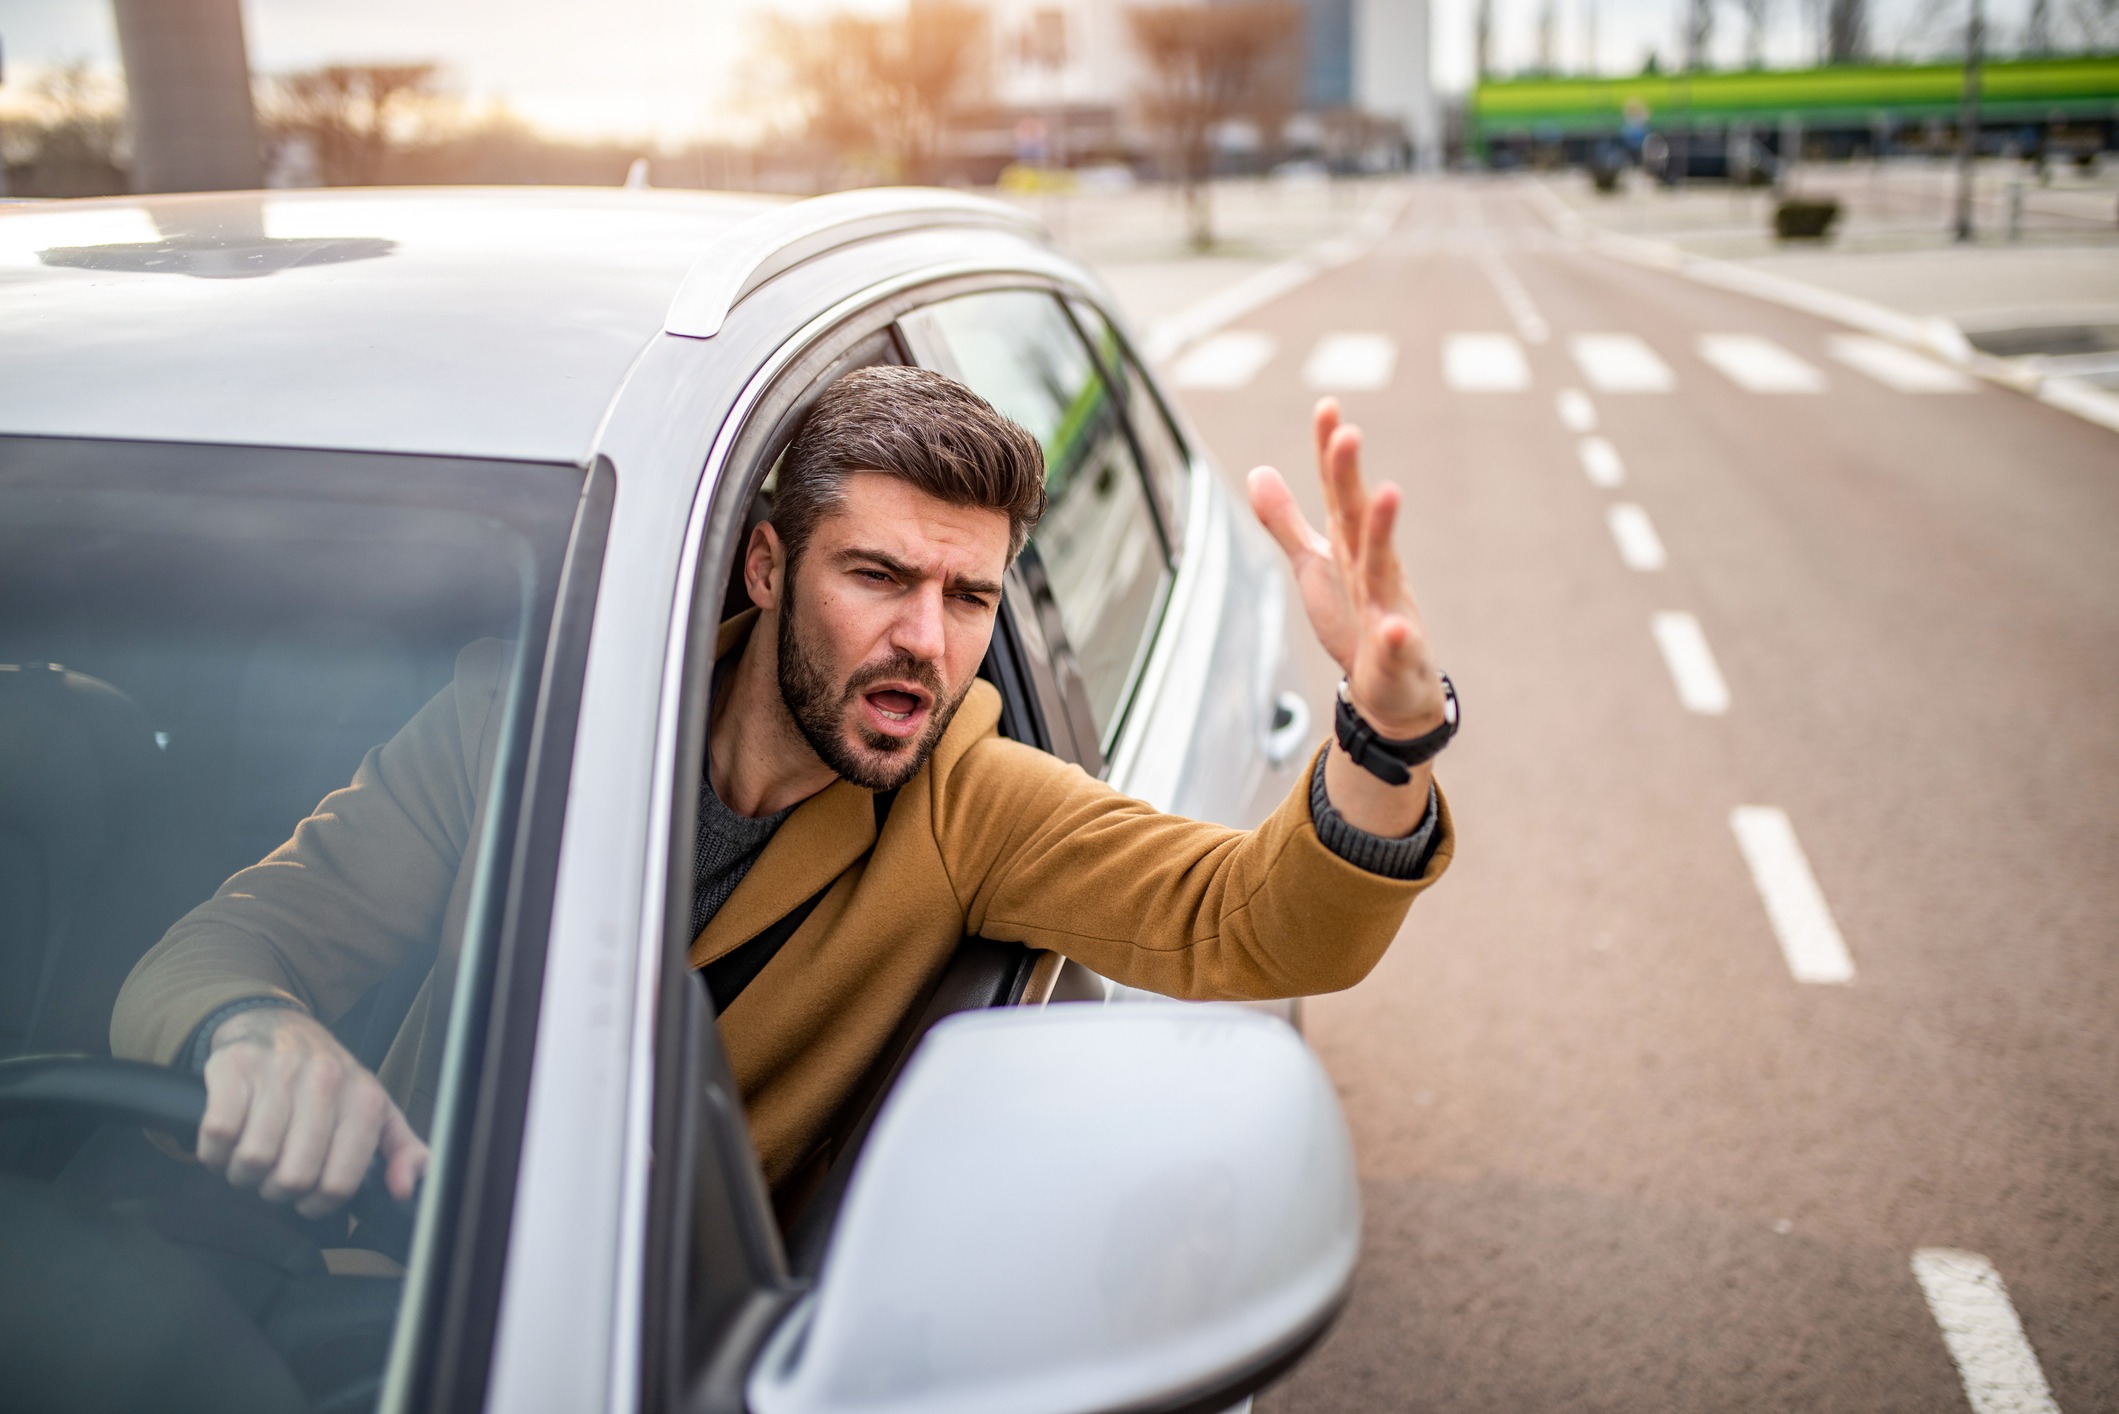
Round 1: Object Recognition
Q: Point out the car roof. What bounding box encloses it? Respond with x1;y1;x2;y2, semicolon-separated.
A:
0;186;823;463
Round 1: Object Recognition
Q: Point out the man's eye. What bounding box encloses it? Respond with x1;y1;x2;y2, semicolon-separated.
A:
855;569;894;584
953;594;993;611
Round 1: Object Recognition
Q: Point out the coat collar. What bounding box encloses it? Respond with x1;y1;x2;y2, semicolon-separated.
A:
689;609;879;968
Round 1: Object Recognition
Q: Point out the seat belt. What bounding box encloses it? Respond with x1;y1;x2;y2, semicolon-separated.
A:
700;786;898;1015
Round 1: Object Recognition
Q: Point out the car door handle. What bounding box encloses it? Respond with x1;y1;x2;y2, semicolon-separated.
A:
1263;690;1311;767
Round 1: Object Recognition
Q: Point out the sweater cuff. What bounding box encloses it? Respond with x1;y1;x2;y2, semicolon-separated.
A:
181;995;307;1074
1309;749;1439;880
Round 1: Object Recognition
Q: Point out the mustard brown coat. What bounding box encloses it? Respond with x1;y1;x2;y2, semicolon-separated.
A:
115;619;1454;1192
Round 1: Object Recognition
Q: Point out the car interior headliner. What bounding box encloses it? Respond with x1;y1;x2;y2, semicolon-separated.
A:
0;186;790;463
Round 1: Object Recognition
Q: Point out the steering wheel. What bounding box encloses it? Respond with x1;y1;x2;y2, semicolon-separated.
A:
0;1055;419;1263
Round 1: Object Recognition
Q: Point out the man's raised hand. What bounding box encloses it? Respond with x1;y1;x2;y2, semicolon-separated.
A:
1247;398;1446;742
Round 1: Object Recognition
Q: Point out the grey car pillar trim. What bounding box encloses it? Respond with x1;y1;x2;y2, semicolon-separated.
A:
663;190;1048;339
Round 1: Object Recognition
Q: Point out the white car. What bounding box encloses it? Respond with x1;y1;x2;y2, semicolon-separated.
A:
0;185;1354;1414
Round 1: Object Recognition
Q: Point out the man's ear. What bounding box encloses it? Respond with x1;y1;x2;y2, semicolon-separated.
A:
744;521;787;610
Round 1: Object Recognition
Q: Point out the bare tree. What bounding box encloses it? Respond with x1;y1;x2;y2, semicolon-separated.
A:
1127;3;1302;250
1826;0;1870;59
1683;0;1717;69
0;62;131;196
264;64;446;186
2062;0;2119;46
759;1;988;186
1738;0;1773;65
2024;0;2054;50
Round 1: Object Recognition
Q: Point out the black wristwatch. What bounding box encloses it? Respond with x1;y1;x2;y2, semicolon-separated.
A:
1334;675;1459;786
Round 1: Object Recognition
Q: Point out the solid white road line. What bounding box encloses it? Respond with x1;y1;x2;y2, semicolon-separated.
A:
1571;334;1676;392
1650;611;1730;715
1304;332;1399;391
1607;503;1667;570
1474;248;1551;344
1828;334;1978;393
1170;331;1278;390
1911;1250;2062;1414
1443;333;1530;391
1578;436;1625;487
1698;333;1827;393
1557;388;1597;431
1729;806;1855;984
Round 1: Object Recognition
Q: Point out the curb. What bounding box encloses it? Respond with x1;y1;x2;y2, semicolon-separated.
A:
1525;177;2119;438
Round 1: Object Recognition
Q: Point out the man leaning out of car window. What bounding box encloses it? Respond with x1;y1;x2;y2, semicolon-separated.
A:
113;365;1456;1218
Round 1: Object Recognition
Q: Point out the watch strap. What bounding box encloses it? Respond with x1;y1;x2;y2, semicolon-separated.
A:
1333;675;1458;785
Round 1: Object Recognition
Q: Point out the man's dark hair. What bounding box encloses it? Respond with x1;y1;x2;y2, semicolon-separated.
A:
773;365;1047;564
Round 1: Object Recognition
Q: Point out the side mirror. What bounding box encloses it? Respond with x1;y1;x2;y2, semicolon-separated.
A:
747;1006;1359;1414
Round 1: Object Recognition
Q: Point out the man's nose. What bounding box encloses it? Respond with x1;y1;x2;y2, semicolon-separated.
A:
890;582;947;663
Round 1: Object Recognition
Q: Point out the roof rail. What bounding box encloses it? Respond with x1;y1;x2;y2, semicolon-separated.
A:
662;187;1048;339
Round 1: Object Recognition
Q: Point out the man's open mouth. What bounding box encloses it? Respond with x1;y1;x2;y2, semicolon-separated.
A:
858;684;932;739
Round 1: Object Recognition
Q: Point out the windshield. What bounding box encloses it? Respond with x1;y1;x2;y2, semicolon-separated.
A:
0;437;581;1414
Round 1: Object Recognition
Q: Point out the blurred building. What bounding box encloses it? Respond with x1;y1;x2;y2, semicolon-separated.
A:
959;0;1436;174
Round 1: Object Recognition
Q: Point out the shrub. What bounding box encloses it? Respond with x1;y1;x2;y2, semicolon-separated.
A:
1774;198;1841;240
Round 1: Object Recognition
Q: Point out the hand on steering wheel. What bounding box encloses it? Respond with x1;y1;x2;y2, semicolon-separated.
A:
200;1007;427;1220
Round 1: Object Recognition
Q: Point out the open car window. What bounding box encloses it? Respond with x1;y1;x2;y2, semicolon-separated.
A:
0;437;582;1414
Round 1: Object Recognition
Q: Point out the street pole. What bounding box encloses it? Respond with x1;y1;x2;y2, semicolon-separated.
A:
1952;0;1983;242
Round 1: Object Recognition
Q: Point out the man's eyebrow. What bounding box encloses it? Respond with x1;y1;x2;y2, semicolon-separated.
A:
833;546;1002;599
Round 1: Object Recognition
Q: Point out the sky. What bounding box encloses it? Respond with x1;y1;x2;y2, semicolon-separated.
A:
0;0;2016;144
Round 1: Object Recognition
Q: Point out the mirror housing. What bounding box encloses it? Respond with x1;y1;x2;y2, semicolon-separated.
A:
746;1006;1359;1414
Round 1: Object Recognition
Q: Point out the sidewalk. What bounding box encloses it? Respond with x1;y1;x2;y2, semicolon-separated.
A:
1531;164;2119;427
998;174;1410;344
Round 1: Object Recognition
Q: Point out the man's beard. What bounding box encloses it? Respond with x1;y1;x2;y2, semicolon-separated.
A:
776;595;969;792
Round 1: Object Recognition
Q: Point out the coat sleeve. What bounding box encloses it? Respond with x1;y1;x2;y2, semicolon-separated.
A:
111;639;513;1066
933;735;1453;1001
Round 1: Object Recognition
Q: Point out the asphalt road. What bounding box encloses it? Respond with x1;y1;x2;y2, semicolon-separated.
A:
1158;179;2119;1412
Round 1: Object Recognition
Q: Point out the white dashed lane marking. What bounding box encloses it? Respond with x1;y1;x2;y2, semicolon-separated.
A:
1474;249;1551;344
1557;388;1597;431
1729;806;1855;984
1650;611;1730;715
1698;333;1827;393
1577;437;1624;488
1571;334;1676;392
1911;1249;2062;1414
1443;333;1530;391
1304;332;1398;391
1607;503;1666;570
1169;331;1276;390
1828;334;1978;393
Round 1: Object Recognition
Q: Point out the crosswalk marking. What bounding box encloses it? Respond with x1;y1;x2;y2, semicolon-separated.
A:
1607;503;1666;570
1304;332;1398;390
1730;806;1855;984
1557;388;1597;431
1571;334;1675;393
1911;1250;2061;1414
1169;331;1277;390
1443;333;1530;391
1577;437;1624;487
1651;611;1729;715
1827;335;1977;393
1698;334;1826;393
